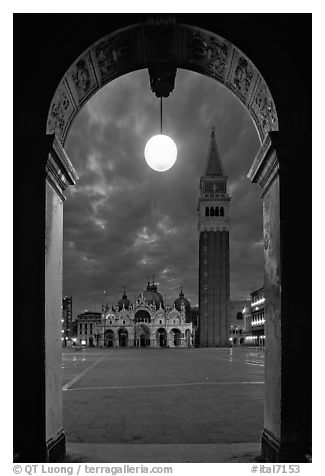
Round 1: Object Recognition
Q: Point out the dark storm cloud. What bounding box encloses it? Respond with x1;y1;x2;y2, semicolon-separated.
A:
64;69;263;317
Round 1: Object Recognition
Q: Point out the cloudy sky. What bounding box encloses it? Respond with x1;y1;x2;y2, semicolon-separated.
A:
64;68;263;318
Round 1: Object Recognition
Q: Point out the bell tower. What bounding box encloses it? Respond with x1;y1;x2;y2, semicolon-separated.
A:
198;127;231;347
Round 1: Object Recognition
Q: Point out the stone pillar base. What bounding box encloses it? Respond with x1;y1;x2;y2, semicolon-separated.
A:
261;429;311;463
46;431;66;462
14;431;66;463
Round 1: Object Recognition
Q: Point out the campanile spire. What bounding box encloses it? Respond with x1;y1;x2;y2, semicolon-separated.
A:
205;126;225;176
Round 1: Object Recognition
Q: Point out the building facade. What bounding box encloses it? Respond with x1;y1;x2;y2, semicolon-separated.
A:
243;286;265;348
75;311;102;347
62;296;72;346
76;283;193;348
229;300;246;346
198;128;231;347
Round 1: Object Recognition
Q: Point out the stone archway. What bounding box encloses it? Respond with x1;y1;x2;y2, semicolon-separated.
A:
135;323;150;347
118;328;128;347
104;329;114;347
171;328;181;347
43;22;298;463
157;328;167;347
46;22;278;146
13;14;311;463
135;309;151;324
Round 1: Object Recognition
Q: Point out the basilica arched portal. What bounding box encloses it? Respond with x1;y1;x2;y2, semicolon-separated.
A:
171;328;181;347
135;323;150;347
157;328;167;347
118;327;128;347
135;309;151;324
104;329;114;347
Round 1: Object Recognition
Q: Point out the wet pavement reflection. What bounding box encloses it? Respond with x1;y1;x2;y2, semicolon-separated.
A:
62;347;264;445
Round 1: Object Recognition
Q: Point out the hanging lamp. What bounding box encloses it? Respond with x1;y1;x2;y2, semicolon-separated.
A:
144;97;177;172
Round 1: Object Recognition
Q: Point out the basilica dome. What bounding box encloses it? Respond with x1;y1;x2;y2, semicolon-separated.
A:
117;290;130;311
143;282;164;309
174;289;191;320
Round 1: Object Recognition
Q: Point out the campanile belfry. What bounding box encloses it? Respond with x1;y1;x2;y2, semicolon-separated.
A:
198;127;231;347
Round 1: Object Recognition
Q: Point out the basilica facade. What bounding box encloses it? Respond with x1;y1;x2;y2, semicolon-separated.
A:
76;282;193;348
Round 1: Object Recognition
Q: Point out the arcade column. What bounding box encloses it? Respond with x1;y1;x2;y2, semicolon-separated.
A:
14;134;78;462
248;131;311;462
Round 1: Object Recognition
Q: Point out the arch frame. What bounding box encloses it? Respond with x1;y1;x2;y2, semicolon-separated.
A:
46;22;278;146
13;14;311;464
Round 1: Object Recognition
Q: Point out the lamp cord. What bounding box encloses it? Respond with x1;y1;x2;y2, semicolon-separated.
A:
160;97;163;134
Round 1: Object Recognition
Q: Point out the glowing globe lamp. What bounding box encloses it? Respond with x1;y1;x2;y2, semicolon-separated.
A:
144;134;177;172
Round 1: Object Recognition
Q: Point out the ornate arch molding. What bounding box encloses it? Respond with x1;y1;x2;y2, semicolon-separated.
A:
47;22;278;145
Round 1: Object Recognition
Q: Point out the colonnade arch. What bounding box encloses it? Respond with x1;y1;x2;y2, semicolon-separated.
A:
118;328;128;347
135;323;151;347
46;22;278;146
44;20;304;463
14;14;311;463
157;328;167;347
104;329;114;347
171;328;181;347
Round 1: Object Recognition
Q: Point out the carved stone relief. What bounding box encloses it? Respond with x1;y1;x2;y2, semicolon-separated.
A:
47;23;278;146
185;30;228;78
233;56;254;96
252;82;278;136
70;55;96;103
208;38;228;76
94;30;140;82
47;85;75;140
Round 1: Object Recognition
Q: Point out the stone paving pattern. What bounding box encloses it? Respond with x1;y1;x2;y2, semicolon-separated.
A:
62;347;264;446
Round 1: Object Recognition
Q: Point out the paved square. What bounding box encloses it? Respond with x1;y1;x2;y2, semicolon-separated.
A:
62;347;264;447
